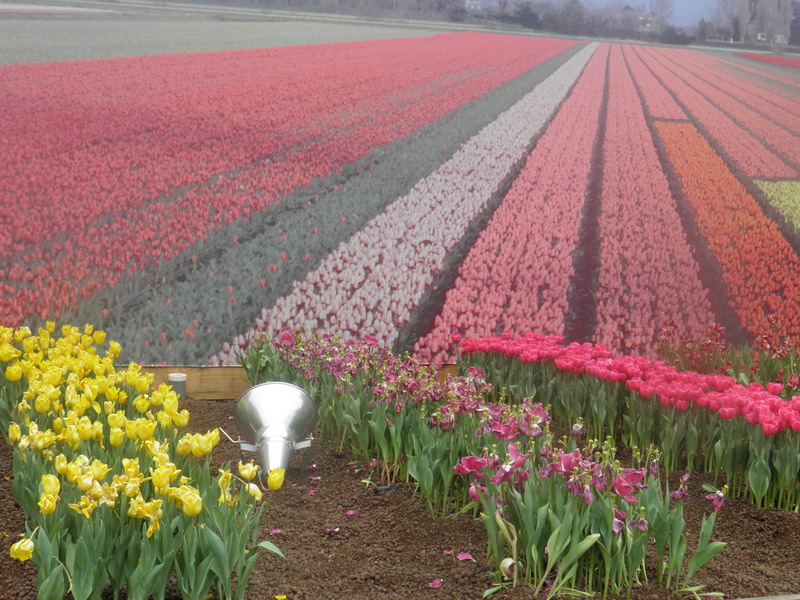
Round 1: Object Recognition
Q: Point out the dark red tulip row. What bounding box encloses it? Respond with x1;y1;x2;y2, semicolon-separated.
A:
734;53;800;70
0;33;577;326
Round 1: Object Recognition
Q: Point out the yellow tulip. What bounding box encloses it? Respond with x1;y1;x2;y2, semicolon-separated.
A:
107;411;126;429
107;341;121;361
122;458;141;479
162;392;178;415
109;427;125;447
45;321;55;334
238;461;260;482
68;496;97;519
133;394;150;413
135;419;157;441
150;465;176;491
176;435;192;456
191;435;213;458
244;483;263;502
92;330;106;345
7;422;21;444
172;410;190;428
4;362;22;382
181;490;203;517
52;418;64;434
76;418;92;442
156;411;172;430
91;421;104;442
54;454;68;475
38;493;59;515
41;474;60;495
267;468;285;491
90;460;111;482
34;394;51;415
10;537;34;561
77;473;94;493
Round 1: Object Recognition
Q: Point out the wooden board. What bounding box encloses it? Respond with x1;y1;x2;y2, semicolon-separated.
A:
141;364;458;401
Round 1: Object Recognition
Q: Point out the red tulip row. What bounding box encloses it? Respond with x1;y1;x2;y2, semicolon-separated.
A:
459;332;800;436
412;45;610;364
734;53;800;70
0;33;576;326
713;54;800;97
660;49;800;134
644;47;800;168
593;46;714;357
631;46;796;179
656;120;800;346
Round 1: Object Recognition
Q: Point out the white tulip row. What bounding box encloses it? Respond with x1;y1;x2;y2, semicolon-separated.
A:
214;42;600;365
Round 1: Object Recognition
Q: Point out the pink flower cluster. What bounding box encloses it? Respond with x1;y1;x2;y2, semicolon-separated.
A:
594;46;714;356
0;33;575;325
460;332;800;437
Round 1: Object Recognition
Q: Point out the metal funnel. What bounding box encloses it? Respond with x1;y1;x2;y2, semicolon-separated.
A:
233;382;317;479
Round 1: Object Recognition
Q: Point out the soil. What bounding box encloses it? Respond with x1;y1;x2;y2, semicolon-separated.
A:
2;397;799;600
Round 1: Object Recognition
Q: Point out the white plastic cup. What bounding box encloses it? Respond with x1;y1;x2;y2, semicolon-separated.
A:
168;372;187;399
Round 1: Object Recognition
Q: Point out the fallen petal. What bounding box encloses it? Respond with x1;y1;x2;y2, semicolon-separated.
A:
457;552;474;561
428;578;443;589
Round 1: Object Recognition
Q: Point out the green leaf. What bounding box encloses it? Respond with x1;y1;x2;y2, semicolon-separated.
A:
36;568;67;600
686;541;726;583
202;526;232;581
256;540;286;559
483;585;504;598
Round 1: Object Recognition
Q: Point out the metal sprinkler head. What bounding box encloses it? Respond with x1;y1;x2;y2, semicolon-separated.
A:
229;382;316;485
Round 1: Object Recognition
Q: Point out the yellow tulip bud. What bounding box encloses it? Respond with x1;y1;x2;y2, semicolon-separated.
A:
7;422;21;444
55;454;68;475
45;321;55;334
92;330;106;345
176;435;192;456
76;419;92;442
4;362;22;382
133;394;150;413
92;421;103;442
38;493;59;515
109;427;125;447
52;418;64;434
267;468;285;491
34;394;51;415
10;537;34;561
181;491;202;517
41;474;60;495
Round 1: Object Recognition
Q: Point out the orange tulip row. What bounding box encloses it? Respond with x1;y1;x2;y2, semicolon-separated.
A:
656;121;800;346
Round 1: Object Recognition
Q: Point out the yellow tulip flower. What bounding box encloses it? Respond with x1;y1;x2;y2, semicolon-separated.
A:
90;460;111;482
172;410;190;428
244;483;263;502
267;468;285;491
41;474;60;495
10;537;34;562
69;496;97;519
238;461;260;482
7;422;21;444
4;362;23;382
109;427;125;447
38;493;59;515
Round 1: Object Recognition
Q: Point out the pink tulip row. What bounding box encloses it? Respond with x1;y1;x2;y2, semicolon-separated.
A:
593;46;714;357
631;46;796;179
212;43;600;366
460;332;800;437
709;55;800;103
662;49;800;135
412;44;610;365
644;47;800;169
619;45;685;120
0;33;576;326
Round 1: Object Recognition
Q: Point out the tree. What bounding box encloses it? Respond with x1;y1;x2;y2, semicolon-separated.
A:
649;0;674;27
712;0;740;40
791;0;800;45
697;16;708;40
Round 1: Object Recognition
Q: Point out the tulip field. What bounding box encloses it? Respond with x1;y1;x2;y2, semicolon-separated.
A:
2;33;800;365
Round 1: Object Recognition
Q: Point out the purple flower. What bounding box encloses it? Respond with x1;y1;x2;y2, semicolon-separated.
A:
706;490;725;511
571;423;586;437
670;488;690;501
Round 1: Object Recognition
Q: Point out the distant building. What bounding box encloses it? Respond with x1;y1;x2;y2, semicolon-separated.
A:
739;0;792;44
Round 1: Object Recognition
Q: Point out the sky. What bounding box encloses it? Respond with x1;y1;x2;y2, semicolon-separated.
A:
586;0;718;27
